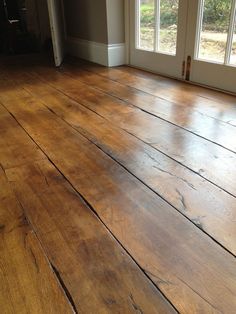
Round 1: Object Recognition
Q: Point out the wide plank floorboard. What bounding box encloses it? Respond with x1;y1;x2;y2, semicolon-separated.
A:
77;60;236;126
6;159;175;313
1;57;236;313
0;167;74;314
14;66;236;197
61;62;236;151
0;84;177;314
0;74;236;313
4;72;236;255
0;100;46;169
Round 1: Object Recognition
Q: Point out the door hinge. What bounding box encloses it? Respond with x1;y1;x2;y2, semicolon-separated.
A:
185;55;191;81
182;60;186;77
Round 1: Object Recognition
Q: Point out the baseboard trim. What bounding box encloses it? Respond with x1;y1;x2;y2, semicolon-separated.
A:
66;37;126;67
108;43;126;67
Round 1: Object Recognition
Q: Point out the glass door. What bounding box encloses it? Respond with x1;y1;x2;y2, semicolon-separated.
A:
129;0;236;93
185;0;236;93
129;0;189;78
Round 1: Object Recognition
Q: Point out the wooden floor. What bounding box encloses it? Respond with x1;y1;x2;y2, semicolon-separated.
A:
0;55;236;313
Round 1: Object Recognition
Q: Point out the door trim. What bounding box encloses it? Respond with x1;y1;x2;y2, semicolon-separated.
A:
124;0;131;64
129;0;189;79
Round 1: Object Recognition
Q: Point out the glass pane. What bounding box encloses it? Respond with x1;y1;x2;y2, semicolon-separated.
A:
230;14;236;65
139;0;155;50
197;0;232;63
158;0;179;54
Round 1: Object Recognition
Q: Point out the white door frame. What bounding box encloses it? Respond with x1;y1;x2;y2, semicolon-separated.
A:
125;0;236;95
128;0;189;79
185;0;236;94
125;0;131;65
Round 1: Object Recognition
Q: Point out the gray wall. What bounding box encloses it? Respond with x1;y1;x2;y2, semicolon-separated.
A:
64;0;108;44
106;0;125;44
63;0;124;45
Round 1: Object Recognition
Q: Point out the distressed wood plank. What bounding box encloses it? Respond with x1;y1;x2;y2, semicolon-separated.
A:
0;101;46;169
76;60;236;126
0;167;74;314
6;159;176;314
17;66;236;197
61;62;236;150
0;79;175;312
18;83;236;255
1;84;236;313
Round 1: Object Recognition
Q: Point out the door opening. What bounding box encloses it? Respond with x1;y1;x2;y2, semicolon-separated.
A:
0;0;52;55
0;0;65;66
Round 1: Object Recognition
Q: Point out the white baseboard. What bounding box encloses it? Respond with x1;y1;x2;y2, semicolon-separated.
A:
108;43;126;67
66;37;126;67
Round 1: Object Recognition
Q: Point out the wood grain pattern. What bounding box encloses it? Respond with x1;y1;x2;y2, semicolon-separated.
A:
61;62;236;152
1;81;236;314
7;73;236;255
75;60;236;126
0;101;45;169
6;159;176;314
20;66;236;197
0;167;74;314
117;64;236;106
1;58;236;313
0;74;176;313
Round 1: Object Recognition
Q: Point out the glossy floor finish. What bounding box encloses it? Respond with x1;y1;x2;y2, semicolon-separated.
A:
0;55;236;313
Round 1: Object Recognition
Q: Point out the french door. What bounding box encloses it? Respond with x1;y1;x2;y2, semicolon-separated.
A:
129;0;236;93
130;0;188;78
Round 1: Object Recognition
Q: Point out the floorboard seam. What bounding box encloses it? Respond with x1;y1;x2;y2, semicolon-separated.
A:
26;70;236;199
77;61;236;125
19;96;236;259
63;64;236;154
0;100;180;314
0;105;78;313
56;111;236;259
7;187;77;313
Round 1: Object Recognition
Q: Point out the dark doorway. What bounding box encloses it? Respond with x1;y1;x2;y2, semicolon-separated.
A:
0;0;52;55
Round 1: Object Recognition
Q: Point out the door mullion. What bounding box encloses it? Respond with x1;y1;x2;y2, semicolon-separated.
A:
154;0;160;52
194;0;204;59
224;0;236;64
136;0;141;49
